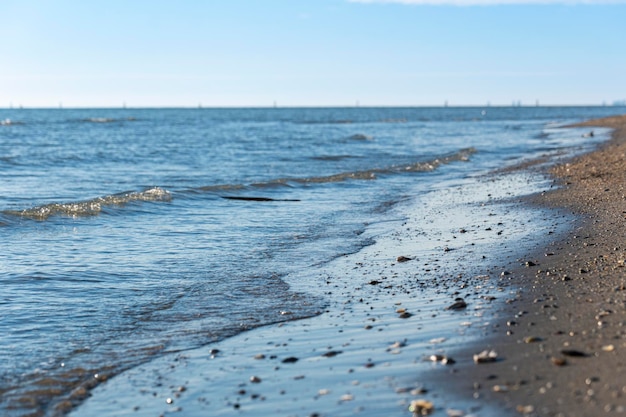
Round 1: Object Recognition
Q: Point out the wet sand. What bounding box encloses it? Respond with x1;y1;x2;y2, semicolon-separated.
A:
70;115;626;417
436;114;626;417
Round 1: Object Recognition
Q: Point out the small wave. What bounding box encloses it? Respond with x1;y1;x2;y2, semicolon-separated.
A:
193;147;477;194
1;118;24;126
380;118;407;123
5;187;171;220
310;155;355;161
294;148;476;184
296;119;353;125
348;133;373;141
80;117;137;124
197;183;247;193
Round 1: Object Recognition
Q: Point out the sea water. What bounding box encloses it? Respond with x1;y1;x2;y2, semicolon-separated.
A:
0;106;621;416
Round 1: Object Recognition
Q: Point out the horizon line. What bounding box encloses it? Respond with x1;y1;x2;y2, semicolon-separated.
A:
2;103;625;110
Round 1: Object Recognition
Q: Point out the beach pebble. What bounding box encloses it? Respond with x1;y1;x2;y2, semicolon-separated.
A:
492;384;509;393
516;404;535;415
411;387;428;395
250;376;262;383
446;409;465;417
397;256;413;263
551;356;567;366
322;350;342;357
282;356;299;363
445;298;467;310
433;354;456;365
561;349;589;357
473;349;498;364
409;399;434;416
254;353;265;360
390;340;407;349
340;394;354;401
523;336;542;343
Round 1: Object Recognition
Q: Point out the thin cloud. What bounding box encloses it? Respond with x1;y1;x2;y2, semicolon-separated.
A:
349;0;626;5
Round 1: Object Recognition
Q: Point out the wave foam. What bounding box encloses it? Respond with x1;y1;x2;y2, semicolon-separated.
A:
5;187;171;220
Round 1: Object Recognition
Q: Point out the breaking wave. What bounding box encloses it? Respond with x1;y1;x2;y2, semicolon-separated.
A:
197;147;476;192
5;187;171;220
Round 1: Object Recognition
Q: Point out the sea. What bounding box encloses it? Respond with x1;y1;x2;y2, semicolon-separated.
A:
0;106;623;416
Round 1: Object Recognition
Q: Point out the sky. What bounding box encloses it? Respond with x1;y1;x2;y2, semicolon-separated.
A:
0;0;625;107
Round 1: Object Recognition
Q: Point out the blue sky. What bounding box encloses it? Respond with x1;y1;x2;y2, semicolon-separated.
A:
1;0;624;107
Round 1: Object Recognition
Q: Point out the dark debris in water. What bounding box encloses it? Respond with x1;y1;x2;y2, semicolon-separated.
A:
222;196;301;202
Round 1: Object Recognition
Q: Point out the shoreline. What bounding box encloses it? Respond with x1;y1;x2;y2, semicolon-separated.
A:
434;114;626;417
68;115;626;417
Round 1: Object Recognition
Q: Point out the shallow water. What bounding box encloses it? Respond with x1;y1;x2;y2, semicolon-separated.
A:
0;106;622;415
71;169;574;417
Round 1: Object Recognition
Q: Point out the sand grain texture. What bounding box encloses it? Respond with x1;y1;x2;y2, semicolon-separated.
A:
442;115;626;417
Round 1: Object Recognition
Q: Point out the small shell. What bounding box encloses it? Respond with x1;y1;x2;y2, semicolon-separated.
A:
473;349;498;364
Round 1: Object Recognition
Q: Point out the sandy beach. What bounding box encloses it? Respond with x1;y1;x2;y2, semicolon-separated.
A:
68;114;626;417
436;114;626;417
